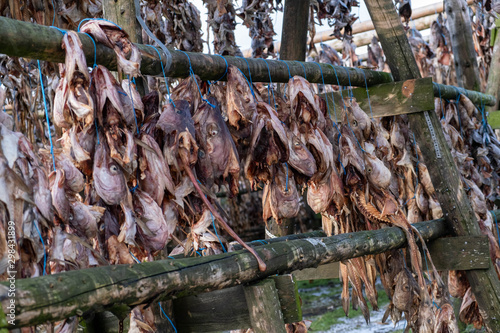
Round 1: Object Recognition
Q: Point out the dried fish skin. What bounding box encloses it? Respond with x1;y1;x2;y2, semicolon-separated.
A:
92;143;128;206
134;190;171;251
138;133;175;205
80;20;141;77
269;164;300;223
49;169;71;223
226;65;257;131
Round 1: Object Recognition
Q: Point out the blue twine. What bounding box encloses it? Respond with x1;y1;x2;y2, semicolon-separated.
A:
493;212;500;248
325;64;341;122
253;240;269;245
422;243;441;310
284;162;289;192
49;26;66;35
296;61;307;79
279;59;292;79
78;18;122;32
336;133;346;175
343;67;354;101
263;59;277;109
314;62;332;119
207;54;228;94
129;251;141;263
168;256;175;259
179;50;216;108
210;212;227;253
236;56;254;84
148;45;176;108
235;68;256;98
33;222;46;276
37;60;56;171
328;64;344;100
127;75;140;135
362;71;374;120
159;302;178;333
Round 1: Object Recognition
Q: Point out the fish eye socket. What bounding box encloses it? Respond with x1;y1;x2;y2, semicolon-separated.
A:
176;108;182;114
199;150;205;158
207;123;219;136
367;167;372;173
110;165;118;173
353;120;358;126
294;140;300;146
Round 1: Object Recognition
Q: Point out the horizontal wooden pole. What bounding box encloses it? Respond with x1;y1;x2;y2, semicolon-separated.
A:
0;16;391;86
434;82;496;106
0;217;453;328
0;16;494;107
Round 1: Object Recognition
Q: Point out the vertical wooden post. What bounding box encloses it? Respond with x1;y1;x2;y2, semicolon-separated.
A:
270;0;311;238
244;279;287;333
363;0;500;331
279;0;310;61
444;0;481;91
102;0;142;44
102;0;147;94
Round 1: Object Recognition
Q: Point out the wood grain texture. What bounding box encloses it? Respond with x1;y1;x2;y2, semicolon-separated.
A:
279;0;310;61
444;0;481;91
173;286;250;332
171;275;301;332
364;1;500;330
427;236;490;271
292;262;340;281
322;78;434;119
244;279;286;333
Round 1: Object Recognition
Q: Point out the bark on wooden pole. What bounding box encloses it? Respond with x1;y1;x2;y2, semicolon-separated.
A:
0;16;391;86
0;218;449;328
363;1;500;331
444;0;481;91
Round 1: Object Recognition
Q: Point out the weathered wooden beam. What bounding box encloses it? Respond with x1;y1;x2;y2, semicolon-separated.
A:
244;279;286;333
324;78;435;119
279;0;310;61
0;16;391;86
364;1;500;331
292;262;340;281
102;0;142;44
445;0;481;91
0;217;450;328
427;236;490;271
172;275;300;332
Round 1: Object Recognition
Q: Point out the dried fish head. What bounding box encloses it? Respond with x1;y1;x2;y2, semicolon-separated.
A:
268;164;300;222
343;97;372;140
226;65;257;130
364;152;391;189
194;97;240;195
134;190;171;251
93;143;128;206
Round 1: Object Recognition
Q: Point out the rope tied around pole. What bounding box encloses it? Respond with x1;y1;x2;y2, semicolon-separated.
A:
37;60;56;171
148;45;176;108
207;54;228;95
262;58;277;109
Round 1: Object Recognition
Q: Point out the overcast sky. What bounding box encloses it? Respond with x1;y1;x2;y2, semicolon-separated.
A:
191;0;439;54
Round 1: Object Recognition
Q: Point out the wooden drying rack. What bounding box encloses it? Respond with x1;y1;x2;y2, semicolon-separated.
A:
0;0;499;331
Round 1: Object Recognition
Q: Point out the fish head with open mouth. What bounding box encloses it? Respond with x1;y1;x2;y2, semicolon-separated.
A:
194;97;240;195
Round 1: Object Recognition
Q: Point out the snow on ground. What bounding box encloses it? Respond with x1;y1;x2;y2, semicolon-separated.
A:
313;306;408;333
